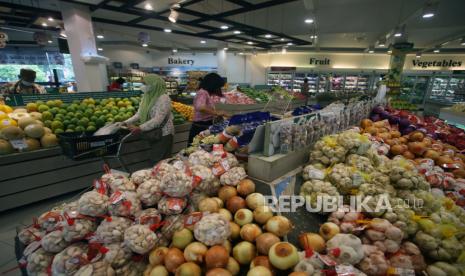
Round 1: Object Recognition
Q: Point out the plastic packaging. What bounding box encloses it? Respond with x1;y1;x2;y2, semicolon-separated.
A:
279;123;293;153
101;173;135;192
136;178;162;207
160;215;184;240
37;211;63;232
160;170;192;197
51;243;89;275
41;230;69;253
157;196;187;215
78;191;109;217
194;213;231;246
220;166;247;186
130;169;152;186
135;208;162;226
26;247;54;276
74;260;115;276
191;165;217;195
123;224;158;254
188;149;213;167
62;216;97;242
108;191;142;218
18;227;45;245
103;243;133;268
95;216;133;244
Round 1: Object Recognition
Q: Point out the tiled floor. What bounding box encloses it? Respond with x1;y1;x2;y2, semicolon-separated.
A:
0;192;79;276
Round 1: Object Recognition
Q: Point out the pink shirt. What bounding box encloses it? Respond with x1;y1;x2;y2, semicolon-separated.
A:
193;89;215;122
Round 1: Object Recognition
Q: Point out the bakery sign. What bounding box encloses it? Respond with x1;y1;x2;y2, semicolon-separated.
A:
168;57;194;66
412;59;463;68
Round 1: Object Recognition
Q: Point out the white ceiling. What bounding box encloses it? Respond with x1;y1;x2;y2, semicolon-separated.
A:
1;0;465;52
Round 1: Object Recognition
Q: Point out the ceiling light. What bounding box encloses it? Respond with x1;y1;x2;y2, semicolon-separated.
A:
172;48;178;53
247;41;253;45
59;29;67;38
310;35;318;39
422;3;436;18
422;12;434;18
98;47;103;51
304;18;314;24
48;40;53;44
368;50;374;53
42;23;48;27
233;30;241;34
200;40;206;44
287;42;293;46
416;52;422;58
239;52;244;55
387;50;392;54
378;43;385;47
367;45;375;53
280;38;285;41
223;47;228;51
48;17;54;22
394;32;402;37
461;37;465;45
164;28;172;33
265;34;272;38
97;35;104;39
144;3;153;10
168;9;179;23
378;37;386;47
220;25;229;30
433;48;440;53
142;43;148;47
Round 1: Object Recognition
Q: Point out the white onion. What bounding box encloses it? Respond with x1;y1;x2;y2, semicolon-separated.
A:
218;208;233;221
319;222;340;241
232;241;256;265
226;257;240;276
265;216;293;237
230;222;241;240
240;224;262;242
176;262;202;276
149;247;169;266
253;205;273;225
237;179;255;197
184;242;208;263
234;209;253;226
172;228;193;250
247;266;272;276
256;232;280;255
218;186;237;202
199;198;220;213
268;242;299;270
245;193;265;210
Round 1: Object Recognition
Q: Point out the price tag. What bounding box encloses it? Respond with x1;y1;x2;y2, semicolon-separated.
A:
184;212;203;227
318;254;337;266
109;191;124;204
167;198;185;211
387;267;415;276
10;139;28;150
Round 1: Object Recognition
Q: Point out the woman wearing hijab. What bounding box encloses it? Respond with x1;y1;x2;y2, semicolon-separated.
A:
124;74;174;162
188;72;227;143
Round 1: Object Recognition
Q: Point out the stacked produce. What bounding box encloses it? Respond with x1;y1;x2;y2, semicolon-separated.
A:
0;103;58;155
237;87;271;103
172;101;194;122
450;102;465;113
299;128;465;275
211;90;256;105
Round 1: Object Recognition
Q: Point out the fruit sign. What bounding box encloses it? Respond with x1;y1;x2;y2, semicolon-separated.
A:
0;32;8;48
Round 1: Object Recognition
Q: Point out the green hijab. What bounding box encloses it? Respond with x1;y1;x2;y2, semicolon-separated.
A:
139;74;166;123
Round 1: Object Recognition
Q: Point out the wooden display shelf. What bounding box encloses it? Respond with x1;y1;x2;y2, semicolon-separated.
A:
0;123;191;212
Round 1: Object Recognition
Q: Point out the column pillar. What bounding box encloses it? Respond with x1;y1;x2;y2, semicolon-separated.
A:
217;48;227;78
61;3;108;92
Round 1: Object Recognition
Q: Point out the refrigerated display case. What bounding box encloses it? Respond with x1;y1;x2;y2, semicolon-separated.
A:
344;75;358;92
430;76;450;101
424;74;465;116
329;74;344;92
293;73;318;93
267;72;293;90
357;74;370;93
318;74;329;93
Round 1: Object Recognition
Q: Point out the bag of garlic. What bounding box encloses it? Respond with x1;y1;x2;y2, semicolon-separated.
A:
136;178;162;207
157;196;187;215
123;224;158;254
114;259;147;276
135;208;162;227
95;216;133;244
108;191;142;218
18;226;45;245
188;149;214;167
193;213;231;246
103;243;133;268
36;210;63;232
51;243;89;275
78;191;109;217
26;247;54;276
41;230;70;253
74;260;115;276
151;161;176;180
160;169;193;197
160;215;185;240
191;165;219;195
101;172;135;193
220;166;247;186
130;169;152;186
62;213;98;242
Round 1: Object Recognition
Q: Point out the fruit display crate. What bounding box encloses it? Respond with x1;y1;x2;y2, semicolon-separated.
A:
0;123;191;212
3;91;142;106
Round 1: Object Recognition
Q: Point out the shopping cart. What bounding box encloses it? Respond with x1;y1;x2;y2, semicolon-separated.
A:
58;128;134;172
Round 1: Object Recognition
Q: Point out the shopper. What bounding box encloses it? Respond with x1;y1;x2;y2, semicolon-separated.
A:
123;74;174;163
188;72;227;143
109;77;126;91
6;68;45;94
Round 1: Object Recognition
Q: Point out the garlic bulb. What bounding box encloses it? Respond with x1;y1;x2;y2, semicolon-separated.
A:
95;216;133;244
62;217;97;242
37;211;63;232
51;243;89;275
26;247;54;276
74;260;115;276
130;169;152;186
135;208;162;226
188;150;214;167
160;171;192;197
194;213;231;246
191;165;219;195
124;224;158;254
108;191;142;218
136;178;162;207
152;162;176;180
41;230;69;253
78;191;109;217
102;173;135;192
103;243;133;268
114;260;147;276
18;227;45;245
220;167;247;186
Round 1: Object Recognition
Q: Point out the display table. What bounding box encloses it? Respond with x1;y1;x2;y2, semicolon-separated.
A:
215;99;307;115
439;107;465;127
0;123;191;212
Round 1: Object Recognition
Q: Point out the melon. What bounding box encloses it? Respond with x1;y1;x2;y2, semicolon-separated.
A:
24;124;45;138
29;112;43;121
25;138;41;151
43;127;52;134
13;108;27;113
18;117;37;129
41;133;58;148
0;139;14;155
1;126;25;140
9;111;30;121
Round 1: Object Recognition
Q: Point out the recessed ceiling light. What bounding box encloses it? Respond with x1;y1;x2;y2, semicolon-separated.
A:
387;50;392;54
97;35;104;39
42;22;47;27
172;48;178;53
265;34;272;38
142;43;148;47
394;32;402;37
164;28;172;33
98;47;103;51
48;40;53;44
144;3;153;10
223;47;228;50
200;40;206;44
233;30;241;34
422;12;434;18
310;35;318;39
239;52;244;55
48;17;54;22
433;49;440;53
280;38;285;41
287;42;293;46
247;41;253;45
304;18;314;24
220;25;229;30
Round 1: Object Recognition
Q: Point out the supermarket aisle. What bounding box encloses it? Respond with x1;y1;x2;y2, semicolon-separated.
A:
0;192;80;275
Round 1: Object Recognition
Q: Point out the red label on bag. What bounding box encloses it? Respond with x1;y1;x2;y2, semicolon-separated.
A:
94;179;108;195
319;254;338;266
184;212;203;227
192;175;203;188
212;162;227;176
167;198;185;211
110;191;123;204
